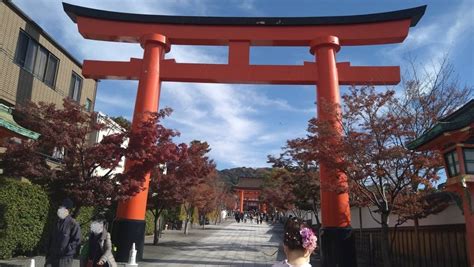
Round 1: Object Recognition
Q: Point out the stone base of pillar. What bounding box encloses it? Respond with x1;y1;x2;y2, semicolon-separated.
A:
319;227;357;267
112;219;146;262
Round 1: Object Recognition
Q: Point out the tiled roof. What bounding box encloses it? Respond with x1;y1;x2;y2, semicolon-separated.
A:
407;99;474;150
64;3;425;27
0;104;39;140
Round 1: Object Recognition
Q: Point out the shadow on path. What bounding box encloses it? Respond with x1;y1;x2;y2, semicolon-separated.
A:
141;220;285;266
141;258;272;266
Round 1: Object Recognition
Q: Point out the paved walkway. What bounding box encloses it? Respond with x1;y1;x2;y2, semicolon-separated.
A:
0;219;321;267
141;219;285;266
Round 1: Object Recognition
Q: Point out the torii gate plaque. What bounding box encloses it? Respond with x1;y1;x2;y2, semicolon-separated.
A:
63;3;425;266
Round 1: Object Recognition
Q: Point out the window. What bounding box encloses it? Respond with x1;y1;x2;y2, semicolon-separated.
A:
69;72;82;102
85;98;93;112
444;150;460;177
44;55;59;87
52;147;65;161
34;47;48;79
15;31;59;88
463;148;474;174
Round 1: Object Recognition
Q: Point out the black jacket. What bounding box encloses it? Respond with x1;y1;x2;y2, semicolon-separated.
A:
46;215;81;258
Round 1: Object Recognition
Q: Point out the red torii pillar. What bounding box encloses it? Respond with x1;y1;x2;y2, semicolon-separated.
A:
310;35;356;264
240;190;244;212
63;3;426;265
110;35;169;262
115;34;169;221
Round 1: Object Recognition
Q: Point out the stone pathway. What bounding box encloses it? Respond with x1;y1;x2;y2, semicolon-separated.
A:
0;219;321;267
141;219;285;266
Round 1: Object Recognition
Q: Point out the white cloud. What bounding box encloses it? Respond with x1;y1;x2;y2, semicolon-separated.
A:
162;83;264;167
14;0;284;168
237;0;257;12
16;0;412;169
383;0;474;65
240;90;314;113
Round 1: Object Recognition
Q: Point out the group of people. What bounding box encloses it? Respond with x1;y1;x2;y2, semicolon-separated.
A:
231;210;317;266
233;210;269;224
44;199;317;267
44;199;116;267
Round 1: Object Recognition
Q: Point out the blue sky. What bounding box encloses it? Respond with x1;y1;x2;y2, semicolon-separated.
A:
14;0;474;170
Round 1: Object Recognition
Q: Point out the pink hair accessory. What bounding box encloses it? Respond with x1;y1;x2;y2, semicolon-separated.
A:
299;227;317;251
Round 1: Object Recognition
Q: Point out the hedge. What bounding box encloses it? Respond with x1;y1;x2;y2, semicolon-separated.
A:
0;178;100;259
145;210;155;235
0;178;50;259
75;206;97;241
0;177;160;258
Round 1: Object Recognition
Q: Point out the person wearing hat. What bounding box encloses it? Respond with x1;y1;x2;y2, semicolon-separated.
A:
45;198;81;267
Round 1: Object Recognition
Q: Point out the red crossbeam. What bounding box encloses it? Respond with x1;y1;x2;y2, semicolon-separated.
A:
77;17;411;46
83;59;400;85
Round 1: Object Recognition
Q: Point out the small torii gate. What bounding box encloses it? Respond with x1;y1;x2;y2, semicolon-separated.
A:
63;3;426;266
233;177;265;212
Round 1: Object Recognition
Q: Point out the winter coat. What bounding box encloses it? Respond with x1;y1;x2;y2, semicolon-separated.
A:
87;232;117;267
46;215;81;259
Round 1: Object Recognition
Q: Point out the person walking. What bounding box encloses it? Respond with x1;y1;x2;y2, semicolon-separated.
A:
235;212;240;223
45;199;81;267
83;219;117;267
272;217;317;267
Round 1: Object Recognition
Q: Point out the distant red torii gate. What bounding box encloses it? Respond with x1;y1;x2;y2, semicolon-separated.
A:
63;3;425;266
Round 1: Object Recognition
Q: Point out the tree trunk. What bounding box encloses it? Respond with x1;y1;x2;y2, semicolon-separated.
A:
359;207;362;249
381;213;392;267
153;211;160;245
312;201;321;226
184;208;191;235
413;217;420;266
314;213;320;226
184;218;189;235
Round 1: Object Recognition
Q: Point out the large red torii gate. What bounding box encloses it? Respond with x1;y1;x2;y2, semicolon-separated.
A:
63;3;425;266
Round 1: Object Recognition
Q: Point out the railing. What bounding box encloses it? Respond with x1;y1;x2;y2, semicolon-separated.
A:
355;224;468;267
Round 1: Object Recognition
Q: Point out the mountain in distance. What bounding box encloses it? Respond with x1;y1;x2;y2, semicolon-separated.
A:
218;167;271;186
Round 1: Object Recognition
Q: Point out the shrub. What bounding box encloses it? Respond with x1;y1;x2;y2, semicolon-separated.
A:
145;210;154;235
0;178;50;259
179;204;187;221
0;177;114;259
192;207;199;224
75;206;96;241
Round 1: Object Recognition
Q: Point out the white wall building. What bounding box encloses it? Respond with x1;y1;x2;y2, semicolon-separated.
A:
284;202;465;228
92;112;127;176
350;203;465;229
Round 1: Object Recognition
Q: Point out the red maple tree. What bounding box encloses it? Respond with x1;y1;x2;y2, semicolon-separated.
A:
301;86;442;266
195;171;229;228
179;141;216;234
261;168;298;214
2;99;181;216
147;143;187;244
148;140;216;236
266;138;321;224
300;67;470;266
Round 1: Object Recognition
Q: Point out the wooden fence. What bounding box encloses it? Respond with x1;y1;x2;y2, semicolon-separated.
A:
355;224;469;267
